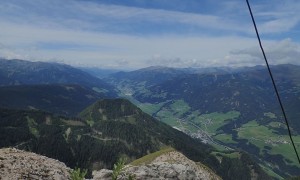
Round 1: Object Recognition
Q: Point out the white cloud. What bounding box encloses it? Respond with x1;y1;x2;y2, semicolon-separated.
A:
229;39;300;65
0;21;262;68
258;16;300;34
252;0;300;34
2;21;300;69
76;2;248;33
0;0;251;38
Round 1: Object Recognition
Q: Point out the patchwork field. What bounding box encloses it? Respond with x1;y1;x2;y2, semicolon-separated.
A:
129;98;300;178
237;120;300;167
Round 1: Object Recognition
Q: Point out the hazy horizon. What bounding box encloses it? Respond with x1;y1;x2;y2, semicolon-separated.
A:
2;57;299;72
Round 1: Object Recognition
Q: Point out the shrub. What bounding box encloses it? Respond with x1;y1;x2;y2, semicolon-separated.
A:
70;168;87;180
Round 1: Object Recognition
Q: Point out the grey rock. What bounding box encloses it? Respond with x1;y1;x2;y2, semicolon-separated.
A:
0;148;71;180
93;151;221;180
92;169;113;180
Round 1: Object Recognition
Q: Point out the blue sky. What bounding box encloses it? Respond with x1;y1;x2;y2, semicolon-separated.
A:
0;0;299;69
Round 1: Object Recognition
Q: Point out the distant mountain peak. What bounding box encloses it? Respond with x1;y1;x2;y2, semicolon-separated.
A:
0;58;117;97
141;66;171;70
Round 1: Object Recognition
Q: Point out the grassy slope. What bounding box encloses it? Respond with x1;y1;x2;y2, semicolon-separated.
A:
130;146;175;166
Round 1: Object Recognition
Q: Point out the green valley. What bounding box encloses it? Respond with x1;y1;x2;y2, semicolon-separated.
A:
106;64;300;178
237;120;300;167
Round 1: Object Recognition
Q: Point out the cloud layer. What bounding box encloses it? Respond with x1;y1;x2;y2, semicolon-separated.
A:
0;0;299;69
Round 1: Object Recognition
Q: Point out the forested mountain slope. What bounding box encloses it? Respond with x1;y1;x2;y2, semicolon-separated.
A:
0;99;270;179
0;84;104;116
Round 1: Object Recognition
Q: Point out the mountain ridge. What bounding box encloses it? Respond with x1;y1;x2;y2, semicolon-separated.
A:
0;58;117;97
0;84;105;116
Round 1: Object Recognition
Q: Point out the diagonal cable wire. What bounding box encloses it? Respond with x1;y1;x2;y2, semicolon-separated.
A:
246;0;300;164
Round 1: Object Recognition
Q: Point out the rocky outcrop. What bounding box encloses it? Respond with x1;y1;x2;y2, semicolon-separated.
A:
0;148;221;180
0;148;71;180
93;150;221;180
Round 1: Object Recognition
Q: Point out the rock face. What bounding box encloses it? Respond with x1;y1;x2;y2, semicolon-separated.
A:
0;148;71;180
93;150;221;180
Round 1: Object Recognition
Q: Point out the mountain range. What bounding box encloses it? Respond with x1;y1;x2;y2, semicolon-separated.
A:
1;58;299;179
0;58;117;97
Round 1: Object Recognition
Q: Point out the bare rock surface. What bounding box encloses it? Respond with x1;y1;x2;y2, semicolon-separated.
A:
93;150;221;180
0;148;221;180
0;148;71;180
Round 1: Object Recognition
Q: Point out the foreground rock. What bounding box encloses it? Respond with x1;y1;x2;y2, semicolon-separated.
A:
0;147;221;180
93;150;221;180
0;148;71;180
